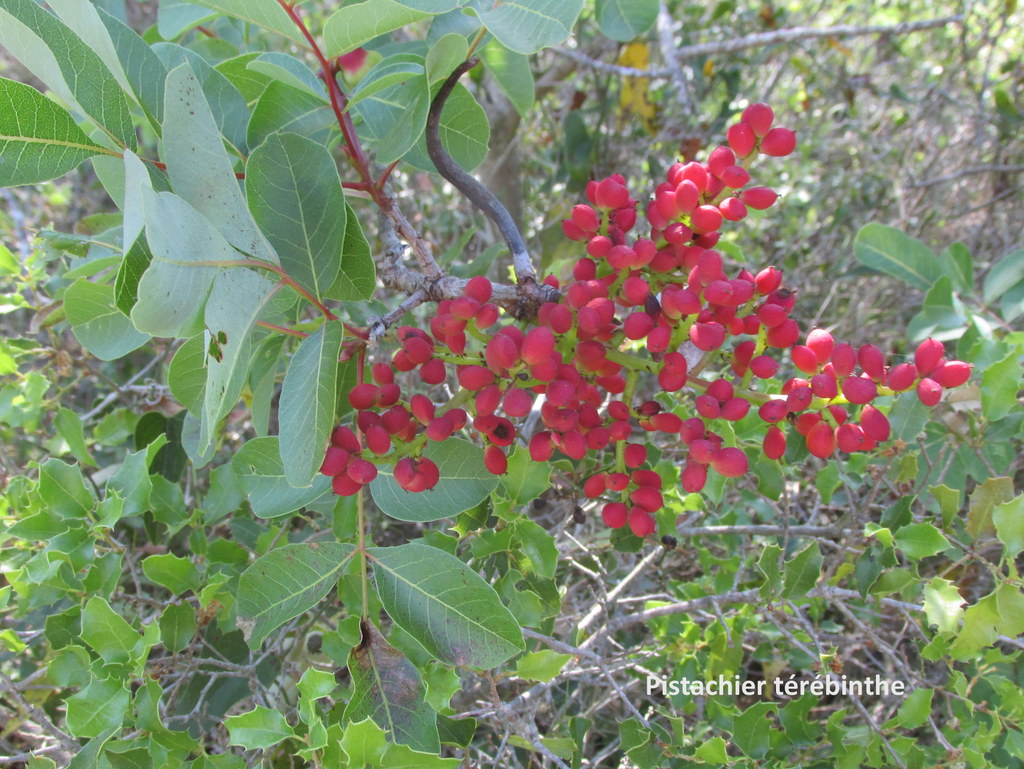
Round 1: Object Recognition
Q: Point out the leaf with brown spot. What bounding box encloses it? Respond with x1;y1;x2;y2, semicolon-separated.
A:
344;620;439;753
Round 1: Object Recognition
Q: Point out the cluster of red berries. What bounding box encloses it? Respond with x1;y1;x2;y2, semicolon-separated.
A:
321;103;972;538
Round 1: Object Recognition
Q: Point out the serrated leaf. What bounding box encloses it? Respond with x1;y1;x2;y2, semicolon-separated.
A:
323;202;376;301
324;0;434;58
65;279;149;361
993;494;1024;559
596;0;658;41
159;603;196;653
894;522;950;559
65;678;128;738
500;446;551;506
247;133;345;300
0;0;135;150
370;543;524;669
80;597;140;665
236;542;355;647
279;321;343;487
980;349;1020;421
369;438;498;521
473;0;584;55
340;718;388;768
39;458;95;518
923;577;964;634
55;406;94;467
226;706;296;750
0;77;109;186
781;542;822;598
853;222;937;292
142;553;201;595
232;437;334;517
344;620;440;753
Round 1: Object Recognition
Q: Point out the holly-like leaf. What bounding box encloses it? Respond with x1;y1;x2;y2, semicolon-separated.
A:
0;77;109;187
344;619;440;753
226;706;296;750
370;543;524;669
369;438;498;521
781;542;822;598
236;542;355;647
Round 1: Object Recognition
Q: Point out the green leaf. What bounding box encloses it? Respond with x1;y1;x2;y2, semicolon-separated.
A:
39;458;95;518
168;336;207;412
246;80;336;150
981;348;1021;422
893;523;950;560
394;0;461;10
232;437;334;518
781;542;822;598
162;63;276;264
131;189;222;337
351;57;431;164
323;202;376;302
967;477;1014;540
65;279;149;361
199;268;279;453
65;677;129;738
907;276;966;341
55;406;95;467
993;494;1024;559
279;321;343;487
730;702;778;759
186;0;309;47
340;718;388;768
114;237;153;316
938;241;974;295
247;133;345;300
159;603;196;653
247;52;327;100
516;650;571;682
96;7;167;127
425;33;470;85
696;736;729;763
157;0;217;39
500;446;551;506
226;706;296;750
853;222;937;292
344;620;440;753
897;687;934;729
142;553;201;595
406;82;490;173
369;438;498;521
235;542;355;647
0;77;108;186
923;578;964;634
479;41;534;118
0;0;135;150
80;597;140;665
596;0;658;41
324;0;434;58
983;248;1024;303
370;543;525;668
473;0;584;55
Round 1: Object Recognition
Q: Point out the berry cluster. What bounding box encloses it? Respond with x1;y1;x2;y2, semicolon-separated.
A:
321;103;972;538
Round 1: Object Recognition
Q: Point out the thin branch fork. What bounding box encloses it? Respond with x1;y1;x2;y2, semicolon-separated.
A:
554;15;965;79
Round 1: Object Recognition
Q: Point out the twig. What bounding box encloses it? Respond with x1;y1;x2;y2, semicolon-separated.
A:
0;672;78;753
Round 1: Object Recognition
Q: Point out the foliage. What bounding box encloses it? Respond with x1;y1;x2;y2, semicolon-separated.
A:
0;1;1022;768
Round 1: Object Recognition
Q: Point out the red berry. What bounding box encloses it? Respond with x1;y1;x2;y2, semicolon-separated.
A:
810;373;838;400
690;322;726;351
887;362;918;392
741;187;779;210
583;474;607;498
760;127;796;156
484;446;507;475
791;345;819;374
332;473;362;496
420;358;447;385
763;426;786;459
602;502;628;529
458;365;494;391
710;447;748;477
841;376;877;405
857;344;886;381
691;205;723;234
630;486;663;513
830;343;856;378
806;420;836;458
628;508;656;538
720;165;750;189
485;334;519;372
464;275;493;303
860;404;891;442
348;383;379;410
914;338;945;375
758;399;789;423
331;425;360;452
727;121;756;157
742;103;774;136
681;462;708;493
750;355;779;378
425;414;455;442
835;423;866;453
624;312;655;340
502;387;533;417
624;443;647;468
321;446;351;476
931;360;972;388
338;47;368;73
364;425;391;455
917;377;943;406
346;458;378;485
529;431;554;461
